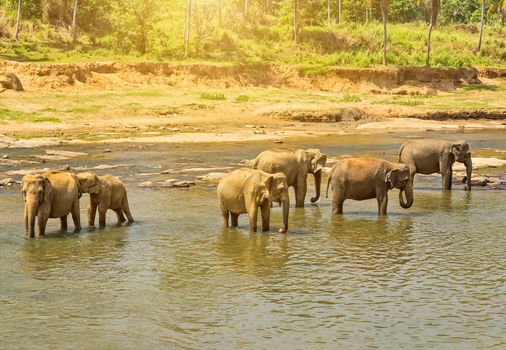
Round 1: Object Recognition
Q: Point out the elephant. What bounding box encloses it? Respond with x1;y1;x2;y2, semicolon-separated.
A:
21;171;82;237
76;172;134;227
217;168;290;233
399;139;472;191
251;148;327;208
326;158;414;215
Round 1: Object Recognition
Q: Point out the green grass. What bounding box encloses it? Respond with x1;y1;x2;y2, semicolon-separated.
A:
1;22;505;68
0;107;61;123
200;92;226;101
461;85;497;91
234;95;250;103
341;94;362;103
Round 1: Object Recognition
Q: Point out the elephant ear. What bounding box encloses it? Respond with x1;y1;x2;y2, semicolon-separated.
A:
385;169;398;189
42;178;52;203
262;174;274;192
450;143;463;156
89;175;101;194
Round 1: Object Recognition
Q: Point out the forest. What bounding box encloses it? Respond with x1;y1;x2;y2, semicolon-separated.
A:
1;0;505;67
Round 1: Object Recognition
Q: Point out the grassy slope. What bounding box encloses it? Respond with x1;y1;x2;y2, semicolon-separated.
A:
1;22;505;68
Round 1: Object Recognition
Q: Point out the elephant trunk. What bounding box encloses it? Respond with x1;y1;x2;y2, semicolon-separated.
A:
464;158;473;191
25;198;38;237
310;170;322;203
279;193;290;233
399;182;414;209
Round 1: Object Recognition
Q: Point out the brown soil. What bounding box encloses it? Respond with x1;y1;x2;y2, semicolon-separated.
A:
1;61;504;93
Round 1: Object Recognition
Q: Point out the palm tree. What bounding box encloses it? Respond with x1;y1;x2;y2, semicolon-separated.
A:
380;0;389;65
293;0;298;43
425;0;441;67
14;0;22;41
71;0;79;45
477;0;485;51
184;0;192;57
328;0;331;26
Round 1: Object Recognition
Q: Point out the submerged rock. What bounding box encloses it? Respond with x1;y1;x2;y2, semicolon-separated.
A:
196;172;227;181
138;181;155;188
0;178;15;186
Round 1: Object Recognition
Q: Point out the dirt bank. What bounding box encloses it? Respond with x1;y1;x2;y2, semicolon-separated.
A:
1;61;505;93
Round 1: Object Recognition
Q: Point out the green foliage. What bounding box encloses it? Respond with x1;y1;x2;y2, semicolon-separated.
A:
200;92;226;100
234;94;250;103
341;94;362;102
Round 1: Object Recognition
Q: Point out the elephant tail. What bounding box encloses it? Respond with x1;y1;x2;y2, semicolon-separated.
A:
398;142;407;163
325;167;334;198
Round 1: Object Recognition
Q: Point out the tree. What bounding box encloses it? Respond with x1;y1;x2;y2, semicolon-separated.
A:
425;0;441;66
293;0;298;42
244;0;248;19
14;0;22;41
337;0;342;23
476;0;485;51
184;0;192;57
380;0;389;65
72;0;79;45
328;0;331;25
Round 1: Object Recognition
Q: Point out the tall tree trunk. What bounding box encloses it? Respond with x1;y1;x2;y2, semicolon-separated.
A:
477;0;485;51
14;0;22;41
266;0;270;12
337;0;341;23
426;19;434;67
293;0;298;43
184;0;192;58
381;5;387;65
71;0;78;45
327;0;331;26
244;0;248;20
219;0;222;26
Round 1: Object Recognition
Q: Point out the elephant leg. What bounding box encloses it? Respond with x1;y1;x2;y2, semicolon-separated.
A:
377;195;388;216
332;187;345;215
88;202;97;227
37;215;47;237
220;202;229;227
114;209;126;224
295;177;307;208
71;198;81;231
24;208;29;238
60;215;68;231
442;165;453;190
408;164;417;187
98;205;107;227
260;201;270;232
230;213;239;228
122;196;134;222
247;206;259;233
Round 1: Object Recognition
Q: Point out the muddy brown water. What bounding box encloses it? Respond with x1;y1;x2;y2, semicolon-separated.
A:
1;130;505;349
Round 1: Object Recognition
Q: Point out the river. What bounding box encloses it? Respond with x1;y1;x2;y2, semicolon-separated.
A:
1;130;505;349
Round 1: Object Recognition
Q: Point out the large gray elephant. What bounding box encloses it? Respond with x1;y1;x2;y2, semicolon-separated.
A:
217;168;290;233
326;158;413;215
21;171;82;237
76;172;134;227
399;139;472;191
252;148;327;208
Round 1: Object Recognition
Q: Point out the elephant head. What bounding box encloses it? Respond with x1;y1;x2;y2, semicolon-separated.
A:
451;141;472;191
385;166;413;209
265;172;290;233
305;149;327;203
21;174;52;237
76;172;101;194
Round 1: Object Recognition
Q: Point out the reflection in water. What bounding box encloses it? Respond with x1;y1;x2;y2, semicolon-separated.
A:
1;132;506;348
216;230;290;276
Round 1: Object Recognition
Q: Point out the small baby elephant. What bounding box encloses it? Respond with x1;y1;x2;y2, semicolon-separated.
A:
76;172;134;227
217;168;290;233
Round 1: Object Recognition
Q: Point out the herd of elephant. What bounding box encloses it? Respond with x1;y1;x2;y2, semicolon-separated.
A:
20;138;473;238
21;171;134;238
217;138;473;233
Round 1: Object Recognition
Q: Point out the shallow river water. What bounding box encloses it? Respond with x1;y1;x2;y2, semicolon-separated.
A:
1;130;505;349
